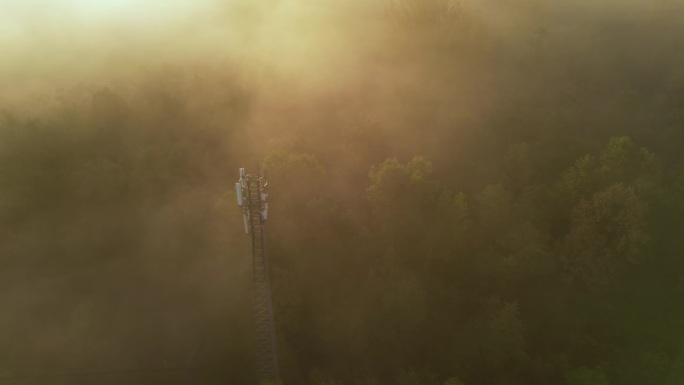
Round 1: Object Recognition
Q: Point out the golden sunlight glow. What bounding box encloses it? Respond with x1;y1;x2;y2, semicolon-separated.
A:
67;0;141;15
0;0;379;93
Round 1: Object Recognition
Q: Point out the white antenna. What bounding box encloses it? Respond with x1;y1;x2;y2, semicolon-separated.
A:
235;182;243;207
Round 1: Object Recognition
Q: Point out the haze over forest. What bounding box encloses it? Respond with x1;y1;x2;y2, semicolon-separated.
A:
2;0;684;384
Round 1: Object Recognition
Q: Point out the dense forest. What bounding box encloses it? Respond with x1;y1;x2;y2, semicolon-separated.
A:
2;0;684;384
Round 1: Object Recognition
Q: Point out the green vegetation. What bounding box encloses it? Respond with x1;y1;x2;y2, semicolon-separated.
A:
2;1;684;384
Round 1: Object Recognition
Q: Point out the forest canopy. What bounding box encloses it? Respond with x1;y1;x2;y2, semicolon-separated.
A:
1;0;684;384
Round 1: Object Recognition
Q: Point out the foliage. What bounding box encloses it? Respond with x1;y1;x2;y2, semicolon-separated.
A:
3;4;684;385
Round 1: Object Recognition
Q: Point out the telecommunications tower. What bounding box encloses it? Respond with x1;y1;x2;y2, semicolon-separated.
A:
236;167;280;385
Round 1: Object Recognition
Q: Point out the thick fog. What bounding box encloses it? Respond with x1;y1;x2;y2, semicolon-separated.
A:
1;0;684;384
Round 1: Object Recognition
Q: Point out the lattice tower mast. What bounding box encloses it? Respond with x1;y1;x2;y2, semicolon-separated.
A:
236;168;280;385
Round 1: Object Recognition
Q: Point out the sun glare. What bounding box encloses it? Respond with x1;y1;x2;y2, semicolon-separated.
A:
63;0;216;22
68;0;140;15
